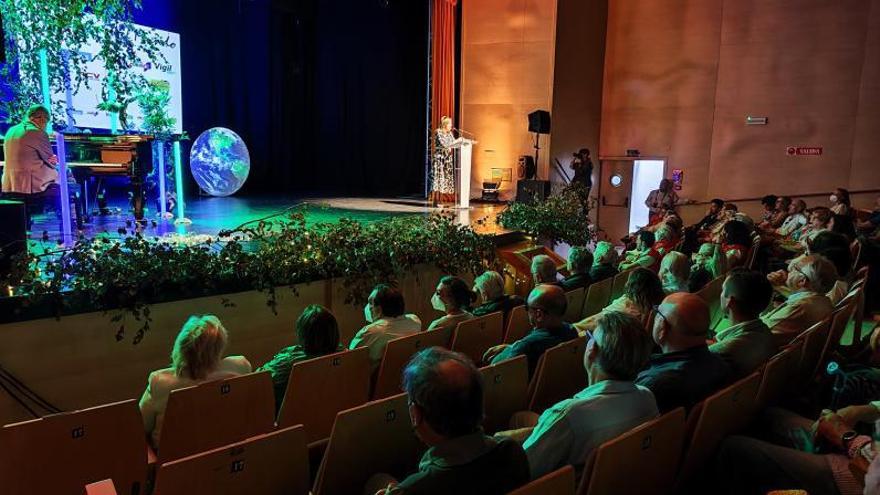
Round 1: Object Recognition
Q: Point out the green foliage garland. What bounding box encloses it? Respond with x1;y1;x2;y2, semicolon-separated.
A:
3;209;496;343
497;185;595;247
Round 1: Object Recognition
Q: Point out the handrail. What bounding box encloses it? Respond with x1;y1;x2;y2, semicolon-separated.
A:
680;188;880;206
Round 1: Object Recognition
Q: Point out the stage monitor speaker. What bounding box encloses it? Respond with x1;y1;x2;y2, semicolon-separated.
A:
516;180;551;204
528;110;551;134
0;200;27;277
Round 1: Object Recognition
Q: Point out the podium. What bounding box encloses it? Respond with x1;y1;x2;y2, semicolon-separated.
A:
452;137;476;209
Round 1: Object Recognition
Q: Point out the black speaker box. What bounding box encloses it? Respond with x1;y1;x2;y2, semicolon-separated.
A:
528;110;551;134
516;180;551;204
0;200;27;277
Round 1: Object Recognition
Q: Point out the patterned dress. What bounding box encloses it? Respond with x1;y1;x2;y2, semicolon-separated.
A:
431;129;456;196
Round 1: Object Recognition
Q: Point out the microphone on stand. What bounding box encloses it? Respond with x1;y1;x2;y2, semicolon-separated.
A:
453;127;476;139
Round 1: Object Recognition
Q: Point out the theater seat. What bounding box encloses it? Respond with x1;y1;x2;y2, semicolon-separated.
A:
563;288;586;323
153;425;309;495
508;465;575;495
756;342;803;408
154;371;275;465
578;408;686;495
480;355;529;433
527;336;587;413
0;399;146;495
312;394;423;495
581;278;612;320
373;330;449;399
451;311;504;365
609;269;634;302
276;347;370;442
504;305;530;344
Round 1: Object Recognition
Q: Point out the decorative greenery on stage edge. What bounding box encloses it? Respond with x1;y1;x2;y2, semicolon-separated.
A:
498;185;595;247
4;209;496;344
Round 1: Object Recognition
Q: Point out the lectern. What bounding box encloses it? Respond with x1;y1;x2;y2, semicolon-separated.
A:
452;137;476;208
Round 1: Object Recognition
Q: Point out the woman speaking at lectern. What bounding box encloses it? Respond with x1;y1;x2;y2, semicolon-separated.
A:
430;116;457;206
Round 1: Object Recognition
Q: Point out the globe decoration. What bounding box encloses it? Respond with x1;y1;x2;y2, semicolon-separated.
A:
189;127;251;196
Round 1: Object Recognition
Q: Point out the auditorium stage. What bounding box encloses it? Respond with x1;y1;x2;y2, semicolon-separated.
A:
26;195;513;247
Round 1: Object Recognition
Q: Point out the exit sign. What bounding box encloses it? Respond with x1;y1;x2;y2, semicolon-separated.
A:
786;146;823;156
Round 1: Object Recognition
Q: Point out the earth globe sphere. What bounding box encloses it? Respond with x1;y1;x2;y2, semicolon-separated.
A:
189;127;250;196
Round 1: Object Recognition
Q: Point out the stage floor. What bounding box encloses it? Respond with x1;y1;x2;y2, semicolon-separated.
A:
27;195;511;246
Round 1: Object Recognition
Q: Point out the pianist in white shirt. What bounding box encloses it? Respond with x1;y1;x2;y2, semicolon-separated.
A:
1;104;59;195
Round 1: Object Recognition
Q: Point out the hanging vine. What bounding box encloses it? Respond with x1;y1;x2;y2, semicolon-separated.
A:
0;0;171;124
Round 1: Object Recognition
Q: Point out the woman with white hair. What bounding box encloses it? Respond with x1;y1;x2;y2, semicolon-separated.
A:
139;315;252;449
430;116;458;206
471;271;524;321
589;241;619;283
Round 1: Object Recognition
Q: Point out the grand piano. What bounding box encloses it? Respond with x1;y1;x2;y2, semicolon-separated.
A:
0;133;154;221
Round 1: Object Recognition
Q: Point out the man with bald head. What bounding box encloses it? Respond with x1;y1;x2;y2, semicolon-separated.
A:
636;292;731;413
374;347;529;494
486;284;578;376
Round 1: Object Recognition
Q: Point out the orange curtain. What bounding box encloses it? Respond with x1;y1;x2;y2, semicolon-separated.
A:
431;0;457;130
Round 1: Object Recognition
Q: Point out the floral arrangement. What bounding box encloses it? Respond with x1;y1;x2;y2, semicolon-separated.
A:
3;208;496;343
497;185;595;247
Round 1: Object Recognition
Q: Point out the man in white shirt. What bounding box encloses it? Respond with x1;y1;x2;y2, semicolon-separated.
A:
776;200;808;238
517;311;659;479
349;284;421;369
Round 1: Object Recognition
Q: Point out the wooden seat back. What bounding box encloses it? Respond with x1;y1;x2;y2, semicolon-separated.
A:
676;372;761;484
157;371;275;464
578;408;686;495
563;288;586;322
372;330;449;399
581;278;612;319
756;342;803;408
504;305;531;344
480;355;529;433
527;336;588;412
696;276;724;329
84;480;119;495
153;425;309;495
312;394;423;495
609;269;634;302
451;312;504;365
509;465;575;495
0;400;146;495
796;317;831;383
277;347;371;442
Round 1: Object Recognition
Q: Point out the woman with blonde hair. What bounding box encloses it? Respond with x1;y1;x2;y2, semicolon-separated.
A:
139;315;251;449
430;115;460;206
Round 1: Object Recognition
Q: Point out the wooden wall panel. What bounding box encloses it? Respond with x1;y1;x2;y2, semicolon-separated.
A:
600;0;724;200
851;0;880;190
707;0;872;198
461;0;557;200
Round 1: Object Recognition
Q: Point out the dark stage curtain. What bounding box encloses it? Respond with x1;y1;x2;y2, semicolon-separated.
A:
176;0;428;197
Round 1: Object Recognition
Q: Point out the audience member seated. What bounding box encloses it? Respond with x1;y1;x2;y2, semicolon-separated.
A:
716;405;879;495
687;242;727;293
485;284;578;375
721;220;753;268
427;276;476;333
761;254;836;346
517;311;659;479
830;187;852;217
774;199;808;238
561;246;593;291
531;254;561;286
807;231;853;305
856;195;880;235
350;284;421;369
259;304;342;412
768;196;793;229
709;270;777;378
758;195;779;226
653;225;678;255
371;347;530;494
589;241;619;283
471;271;524;320
635;293;731;413
574;267;665;335
659;251;690;294
696;198;726;232
830;213;857;242
778;207;832;253
619;230;661;272
139;315;252;449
